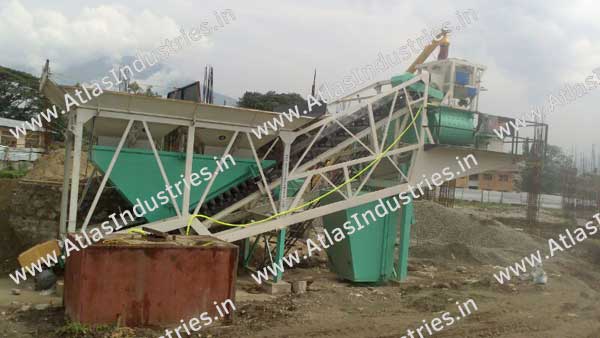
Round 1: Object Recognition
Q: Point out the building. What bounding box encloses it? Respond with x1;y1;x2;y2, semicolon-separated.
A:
455;170;515;192
0;117;47;169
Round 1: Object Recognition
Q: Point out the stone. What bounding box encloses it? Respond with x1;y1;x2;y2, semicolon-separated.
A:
307;284;322;292
413;271;434;279
432;282;451;289
39;289;55;296
261;280;291;295
10;288;21;295
292;281;307;294
34;304;50;311
456;266;467;273
423;265;438;272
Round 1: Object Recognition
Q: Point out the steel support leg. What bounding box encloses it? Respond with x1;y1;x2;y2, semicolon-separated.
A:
397;197;413;281
59;127;73;236
242;238;250;268
67;121;83;232
274;132;294;282
397;162;413;281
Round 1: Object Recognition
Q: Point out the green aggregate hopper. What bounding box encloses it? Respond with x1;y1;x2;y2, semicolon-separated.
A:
322;194;399;283
91;145;276;222
390;72;444;101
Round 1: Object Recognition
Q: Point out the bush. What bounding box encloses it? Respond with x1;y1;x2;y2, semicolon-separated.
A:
0;169;27;178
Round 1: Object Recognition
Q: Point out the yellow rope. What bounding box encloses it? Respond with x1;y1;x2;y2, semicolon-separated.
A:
128;228;148;235
185;105;423;235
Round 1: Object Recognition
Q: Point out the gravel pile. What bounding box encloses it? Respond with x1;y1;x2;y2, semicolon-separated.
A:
407;200;542;265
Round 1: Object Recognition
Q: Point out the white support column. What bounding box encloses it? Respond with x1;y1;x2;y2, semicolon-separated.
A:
59;118;73;236
421;71;431;144
278;131;297;213
67;120;83;233
449;61;456;106
274;131;296;282
181;125;195;216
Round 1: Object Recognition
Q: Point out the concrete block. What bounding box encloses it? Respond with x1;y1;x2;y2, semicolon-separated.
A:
292;281;307;294
262;280;291;295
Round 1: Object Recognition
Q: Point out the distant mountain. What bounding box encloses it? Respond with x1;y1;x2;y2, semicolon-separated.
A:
60;57;238;106
59;56;165;86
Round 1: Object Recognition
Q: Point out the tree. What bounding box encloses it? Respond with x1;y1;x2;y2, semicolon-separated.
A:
127;82;160;96
237;91;305;112
520;144;572;194
144;86;160;97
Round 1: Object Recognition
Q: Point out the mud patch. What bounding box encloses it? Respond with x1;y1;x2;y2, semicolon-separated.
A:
404;290;452;312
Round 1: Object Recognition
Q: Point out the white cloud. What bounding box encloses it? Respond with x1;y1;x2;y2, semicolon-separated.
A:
0;0;181;72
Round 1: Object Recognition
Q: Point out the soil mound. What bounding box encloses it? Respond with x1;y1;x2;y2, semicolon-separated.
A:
24;148;94;182
410;200;542;265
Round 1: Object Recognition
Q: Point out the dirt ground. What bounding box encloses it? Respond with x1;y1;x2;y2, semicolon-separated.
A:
1;201;600;338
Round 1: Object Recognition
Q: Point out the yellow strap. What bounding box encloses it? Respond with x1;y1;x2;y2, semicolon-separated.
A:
128;228;148;235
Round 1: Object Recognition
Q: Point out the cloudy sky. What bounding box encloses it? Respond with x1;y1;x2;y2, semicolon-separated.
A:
1;0;599;154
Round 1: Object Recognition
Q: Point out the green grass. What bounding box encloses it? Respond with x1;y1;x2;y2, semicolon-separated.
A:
54;322;91;337
54;322;113;338
0;168;28;178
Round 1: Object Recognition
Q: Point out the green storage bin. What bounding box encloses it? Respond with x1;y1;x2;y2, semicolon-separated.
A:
91;145;276;222
322;193;399;283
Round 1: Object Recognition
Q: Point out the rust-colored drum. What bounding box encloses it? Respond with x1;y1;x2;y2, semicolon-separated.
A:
64;234;237;327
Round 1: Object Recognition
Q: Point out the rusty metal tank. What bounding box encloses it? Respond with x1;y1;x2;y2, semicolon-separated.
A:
64;233;238;327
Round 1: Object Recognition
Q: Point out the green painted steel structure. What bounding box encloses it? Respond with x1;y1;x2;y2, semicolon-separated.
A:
391;72;444;101
322;194;400;283
91;146;276;222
